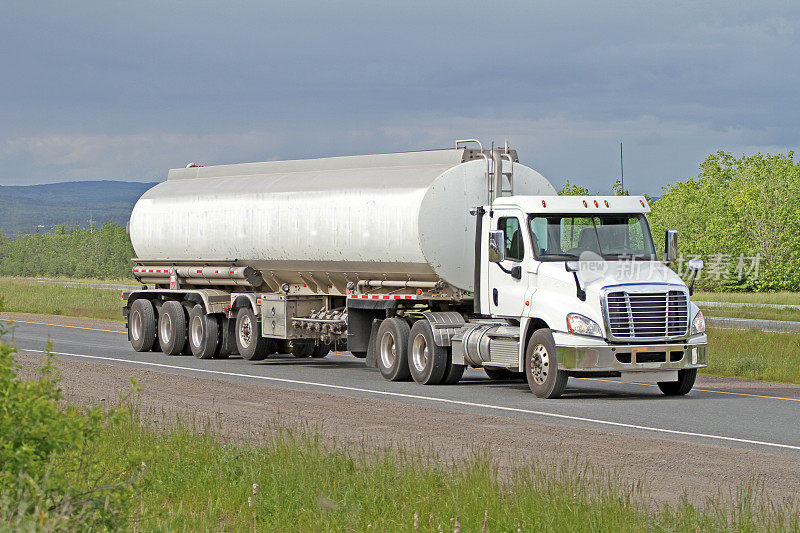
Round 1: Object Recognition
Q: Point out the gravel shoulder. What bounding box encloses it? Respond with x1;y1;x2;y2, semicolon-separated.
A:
13;350;800;509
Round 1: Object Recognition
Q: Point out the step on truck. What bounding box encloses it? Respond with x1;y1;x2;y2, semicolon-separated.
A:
123;140;708;398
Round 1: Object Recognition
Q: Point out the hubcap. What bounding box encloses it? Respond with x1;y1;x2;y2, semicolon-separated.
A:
190;315;204;348
530;344;550;385
411;333;428;373
131;311;142;340
239;315;252;347
379;331;396;369
160;313;172;344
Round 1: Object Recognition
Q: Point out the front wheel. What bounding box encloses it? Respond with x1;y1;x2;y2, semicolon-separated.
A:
657;369;697;396
524;329;568;398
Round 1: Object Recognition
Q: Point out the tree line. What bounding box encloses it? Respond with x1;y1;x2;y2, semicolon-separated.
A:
0;222;134;280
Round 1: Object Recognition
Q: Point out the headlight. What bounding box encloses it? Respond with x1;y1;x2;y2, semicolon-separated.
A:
691;310;706;335
566;313;603;337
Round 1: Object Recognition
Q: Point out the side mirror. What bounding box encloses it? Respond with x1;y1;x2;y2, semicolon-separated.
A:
688;258;704;271
664;229;678;264
488;230;505;263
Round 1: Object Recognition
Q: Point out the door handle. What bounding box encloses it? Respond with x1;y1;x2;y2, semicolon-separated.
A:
493;288;498;306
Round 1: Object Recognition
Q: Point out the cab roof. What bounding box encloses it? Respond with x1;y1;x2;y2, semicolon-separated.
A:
492;195;651;214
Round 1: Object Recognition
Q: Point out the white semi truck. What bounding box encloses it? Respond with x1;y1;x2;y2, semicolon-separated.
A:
124;141;707;398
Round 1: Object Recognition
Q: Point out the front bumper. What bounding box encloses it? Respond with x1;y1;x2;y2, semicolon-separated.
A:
553;331;707;372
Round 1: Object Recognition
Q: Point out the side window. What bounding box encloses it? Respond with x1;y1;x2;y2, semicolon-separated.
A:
498;217;524;261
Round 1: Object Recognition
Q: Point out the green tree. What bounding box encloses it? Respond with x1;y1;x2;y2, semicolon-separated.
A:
558;180;592;195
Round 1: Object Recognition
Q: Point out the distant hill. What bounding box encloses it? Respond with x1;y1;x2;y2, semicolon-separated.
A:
0;180;158;237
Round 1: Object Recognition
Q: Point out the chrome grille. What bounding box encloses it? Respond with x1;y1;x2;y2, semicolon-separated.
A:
605;288;689;340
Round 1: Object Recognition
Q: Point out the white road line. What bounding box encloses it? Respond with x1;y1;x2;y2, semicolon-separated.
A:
21;348;800;453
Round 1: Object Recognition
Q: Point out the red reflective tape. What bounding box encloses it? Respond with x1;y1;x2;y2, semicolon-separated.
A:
372;295;379;299
148;269;154;273
197;270;202;274
383;295;390;299
229;270;234;275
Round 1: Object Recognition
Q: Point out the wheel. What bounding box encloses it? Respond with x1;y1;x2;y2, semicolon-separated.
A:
188;305;220;359
129;299;156;352
408;320;448;385
658;369;697;396
311;343;330;358
158;300;188;355
441;353;465;385
216;317;237;358
484;367;525;381
376;318;411;381
235;307;270;361
524;329;568;398
289;340;314;358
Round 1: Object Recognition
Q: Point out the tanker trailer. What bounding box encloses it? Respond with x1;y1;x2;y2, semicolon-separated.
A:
124;140;707;398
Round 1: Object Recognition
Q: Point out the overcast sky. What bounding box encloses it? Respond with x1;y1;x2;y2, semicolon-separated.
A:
1;1;798;194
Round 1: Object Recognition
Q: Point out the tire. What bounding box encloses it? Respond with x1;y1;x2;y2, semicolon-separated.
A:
484;368;525;381
408;320;448;385
129;299;156;352
235;307;269;361
441;355;465;385
657;369;697;396
376;318;411;381
289;340;314;358
216;317;237;358
188;305;219;359
311;343;330;358
524;329;568;398
158;300;188;355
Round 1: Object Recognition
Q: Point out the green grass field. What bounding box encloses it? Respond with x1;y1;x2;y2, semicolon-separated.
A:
694;291;800;306
12;407;798;532
703;327;800;384
701;305;800;322
0;277;123;321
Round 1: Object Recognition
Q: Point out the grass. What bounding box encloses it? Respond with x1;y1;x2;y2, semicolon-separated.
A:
27;408;799;532
0;277;123;321
702;305;800;322
694;291;800;306
703;327;800;384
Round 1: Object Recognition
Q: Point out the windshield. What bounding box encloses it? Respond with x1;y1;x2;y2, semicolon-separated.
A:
528;214;656;261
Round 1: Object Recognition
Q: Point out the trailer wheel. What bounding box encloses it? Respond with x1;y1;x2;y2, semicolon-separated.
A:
408;320;448;385
129;299;156;352
376;318;411;381
235;307;269;361
524;329;568;399
188;305;219;359
158;300;188;355
311;343;330;358
657;369;697;396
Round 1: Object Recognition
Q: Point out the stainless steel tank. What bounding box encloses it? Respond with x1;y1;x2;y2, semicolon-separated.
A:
129;149;555;292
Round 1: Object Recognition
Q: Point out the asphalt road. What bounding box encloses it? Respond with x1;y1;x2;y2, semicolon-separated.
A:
5;316;800;458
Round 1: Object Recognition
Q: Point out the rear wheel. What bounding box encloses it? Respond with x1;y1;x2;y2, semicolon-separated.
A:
188;305;219;359
408;320;447;385
311;343;330;358
524;329;568;399
158;300;188;355
657;369;697;396
216;317;237;358
129;299;156;352
289;340;314;358
441;358;465;384
235;307;269;361
376;318;411;381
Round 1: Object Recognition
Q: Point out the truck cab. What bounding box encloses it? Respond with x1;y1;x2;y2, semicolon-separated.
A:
457;194;708;398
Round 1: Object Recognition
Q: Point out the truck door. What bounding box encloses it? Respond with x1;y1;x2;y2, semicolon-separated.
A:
488;213;531;317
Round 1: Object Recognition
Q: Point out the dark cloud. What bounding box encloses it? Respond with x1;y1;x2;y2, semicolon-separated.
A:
1;0;798;193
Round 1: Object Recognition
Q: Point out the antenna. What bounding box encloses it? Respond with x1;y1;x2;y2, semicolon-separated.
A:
619;142;624;192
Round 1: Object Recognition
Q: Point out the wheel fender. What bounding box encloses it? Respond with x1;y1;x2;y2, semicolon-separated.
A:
519;316;550;372
231;294;260;316
420;311;465;347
